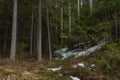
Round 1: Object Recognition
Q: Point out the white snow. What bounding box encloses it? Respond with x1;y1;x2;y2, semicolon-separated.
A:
78;63;85;67
91;64;95;67
47;66;62;72
61;41;107;59
72;62;85;68
54;48;68;54
59;74;63;76
70;76;80;80
72;64;78;68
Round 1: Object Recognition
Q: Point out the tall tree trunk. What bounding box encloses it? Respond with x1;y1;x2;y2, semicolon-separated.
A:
89;0;93;13
60;1;63;45
78;0;80;22
37;0;42;62
4;26;8;53
10;0;17;60
33;34;36;53
115;10;118;41
68;4;71;36
68;0;72;47
83;0;87;5
47;8;52;61
30;11;34;55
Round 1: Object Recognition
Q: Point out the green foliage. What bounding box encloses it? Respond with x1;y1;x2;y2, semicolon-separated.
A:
0;0;120;59
16;42;30;60
58;42;119;79
38;68;62;80
82;42;120;79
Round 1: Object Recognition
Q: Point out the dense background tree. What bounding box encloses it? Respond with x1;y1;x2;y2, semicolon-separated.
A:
0;0;120;60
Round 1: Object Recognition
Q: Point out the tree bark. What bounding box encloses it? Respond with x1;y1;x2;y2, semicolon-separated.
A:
10;0;17;60
30;12;34;55
115;10;118;41
37;0;42;62
47;8;52;61
89;0;93;13
4;26;8;53
61;3;63;45
68;4;71;36
78;0;80;21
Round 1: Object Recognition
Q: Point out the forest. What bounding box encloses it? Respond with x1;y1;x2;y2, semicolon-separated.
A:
0;0;120;80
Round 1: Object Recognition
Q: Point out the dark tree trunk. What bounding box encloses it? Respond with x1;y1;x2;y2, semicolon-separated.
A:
30;12;34;55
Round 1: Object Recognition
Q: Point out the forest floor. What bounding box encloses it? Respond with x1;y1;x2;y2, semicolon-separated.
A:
0;43;120;80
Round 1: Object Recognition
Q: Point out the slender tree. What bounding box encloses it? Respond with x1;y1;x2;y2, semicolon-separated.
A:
60;0;63;45
115;10;118;41
4;26;7;53
30;0;34;55
78;0;80;21
68;1;71;36
10;0;17;60
37;0;42;61
89;0;93;13
46;7;52;61
30;11;34;55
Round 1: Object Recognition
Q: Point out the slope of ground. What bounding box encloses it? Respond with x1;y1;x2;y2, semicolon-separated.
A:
0;42;120;80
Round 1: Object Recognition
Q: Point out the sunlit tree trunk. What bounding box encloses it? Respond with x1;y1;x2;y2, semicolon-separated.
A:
37;0;42;62
10;0;17;60
89;0;93;12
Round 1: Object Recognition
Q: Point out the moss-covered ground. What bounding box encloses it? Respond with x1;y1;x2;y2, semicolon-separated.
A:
0;42;120;80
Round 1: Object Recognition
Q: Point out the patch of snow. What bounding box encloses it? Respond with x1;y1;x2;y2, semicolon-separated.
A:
61;41;107;59
70;76;80;80
59;74;63;76
72;62;85;68
54;48;68;58
91;64;95;67
47;66;62;72
88;64;96;70
54;48;68;53
72;64;78;68
78;63;85;67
